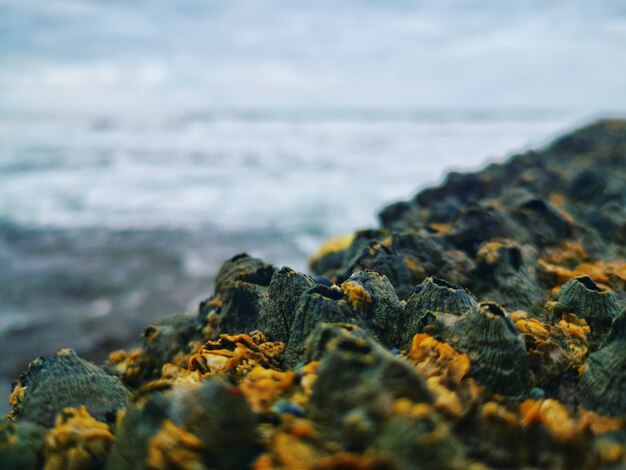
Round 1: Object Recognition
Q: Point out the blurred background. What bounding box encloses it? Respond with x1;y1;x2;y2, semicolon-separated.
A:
1;0;626;407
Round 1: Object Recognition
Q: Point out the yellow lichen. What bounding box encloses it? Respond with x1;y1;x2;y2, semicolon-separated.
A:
407;334;470;386
147;420;205;470
340;281;372;314
309;233;355;265
481;402;517;426
43;406;114;470
520;399;578;441
476;241;503;265
428;222;454;235
579;409;625;435
240;367;296;413
108;348;144;384
253;418;329;469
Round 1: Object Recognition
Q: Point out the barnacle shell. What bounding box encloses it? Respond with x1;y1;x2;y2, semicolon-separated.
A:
110;378;258;469
141;312;201;380
258;267;315;343
12;349;130;427
552;275;620;334
402;276;475;344
340;269;404;346
106;393;170;469
342;241;414;300
390;228;475;287
284;285;364;365
308;233;355;278
308;335;431;450
303;323;372;364
446;302;530;398
169;378;258;470
446;207;515;255
373;400;466;470
0;420;46;469
43;406;114;470
578;308;626;417
202;253;275;336
474;240;543;310
216;281;269;336
513;198;573;245
212;253;275;298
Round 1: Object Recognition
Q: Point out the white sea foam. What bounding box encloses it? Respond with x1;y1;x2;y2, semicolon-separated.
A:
0;112;585;238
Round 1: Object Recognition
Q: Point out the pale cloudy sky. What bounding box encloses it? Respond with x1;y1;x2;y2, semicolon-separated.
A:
1;0;626;116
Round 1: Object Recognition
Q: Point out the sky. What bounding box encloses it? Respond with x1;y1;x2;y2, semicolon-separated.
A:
1;0;626;116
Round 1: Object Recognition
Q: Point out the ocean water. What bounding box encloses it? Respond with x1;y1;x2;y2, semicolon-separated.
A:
0;111;589;397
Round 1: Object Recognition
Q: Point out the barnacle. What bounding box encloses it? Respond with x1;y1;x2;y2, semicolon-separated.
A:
578;308;626;417
12;349;129;427
340;269;404;345
0;420;46;469
308;335;431;450
284;285;364;365
258;267;315;343
551;275;621;336
445;303;531;398
373;400;466;469
401;276;476;344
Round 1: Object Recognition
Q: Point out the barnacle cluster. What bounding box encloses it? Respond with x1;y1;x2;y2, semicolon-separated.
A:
2;120;626;469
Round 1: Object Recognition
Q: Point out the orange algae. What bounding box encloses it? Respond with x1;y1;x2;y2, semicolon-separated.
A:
309;233;355;265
